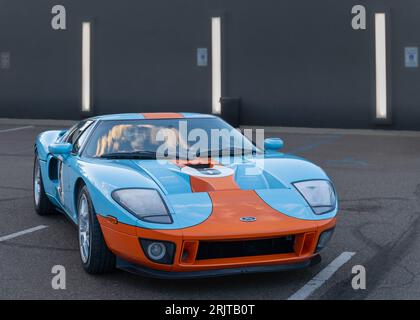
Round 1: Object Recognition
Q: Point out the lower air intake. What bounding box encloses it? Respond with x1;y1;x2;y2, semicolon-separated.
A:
196;236;295;260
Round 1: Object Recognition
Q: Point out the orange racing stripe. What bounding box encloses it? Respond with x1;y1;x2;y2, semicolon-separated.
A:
189;175;239;192
141;112;184;119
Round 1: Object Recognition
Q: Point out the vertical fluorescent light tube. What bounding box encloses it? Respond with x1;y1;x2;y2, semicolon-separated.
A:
82;22;91;112
375;13;387;119
212;17;222;114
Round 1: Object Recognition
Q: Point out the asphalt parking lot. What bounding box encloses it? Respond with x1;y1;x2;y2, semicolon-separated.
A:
1;120;420;300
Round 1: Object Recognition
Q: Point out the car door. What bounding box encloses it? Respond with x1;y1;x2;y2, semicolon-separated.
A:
59;120;94;219
42;123;79;205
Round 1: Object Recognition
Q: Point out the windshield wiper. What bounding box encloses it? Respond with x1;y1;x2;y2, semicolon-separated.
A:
195;147;257;158
99;151;157;159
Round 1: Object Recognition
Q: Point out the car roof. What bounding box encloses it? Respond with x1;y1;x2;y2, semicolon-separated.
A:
89;112;217;121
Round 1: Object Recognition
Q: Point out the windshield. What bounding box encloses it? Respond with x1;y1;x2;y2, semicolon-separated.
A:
83;118;258;159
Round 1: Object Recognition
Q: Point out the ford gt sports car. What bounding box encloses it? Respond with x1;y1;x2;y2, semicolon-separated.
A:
33;112;338;278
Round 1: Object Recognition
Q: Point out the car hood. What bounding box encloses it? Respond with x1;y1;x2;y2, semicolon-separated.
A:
133;156;335;224
129;155;329;194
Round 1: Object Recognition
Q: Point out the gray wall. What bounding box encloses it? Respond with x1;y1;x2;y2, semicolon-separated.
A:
1;0;420;129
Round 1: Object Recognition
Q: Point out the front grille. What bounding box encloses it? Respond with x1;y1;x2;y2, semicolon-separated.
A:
195;236;295;260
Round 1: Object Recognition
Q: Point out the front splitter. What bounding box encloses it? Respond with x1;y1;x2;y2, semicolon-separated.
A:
116;254;321;279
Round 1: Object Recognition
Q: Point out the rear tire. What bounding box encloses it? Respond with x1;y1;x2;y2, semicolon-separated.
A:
77;185;115;274
33;153;56;215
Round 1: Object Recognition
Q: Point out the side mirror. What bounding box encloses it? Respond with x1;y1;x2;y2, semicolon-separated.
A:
49;143;72;156
264;138;284;151
58;130;67;137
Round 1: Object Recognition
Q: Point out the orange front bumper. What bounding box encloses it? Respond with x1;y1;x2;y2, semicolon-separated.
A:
97;214;336;274
98;190;337;275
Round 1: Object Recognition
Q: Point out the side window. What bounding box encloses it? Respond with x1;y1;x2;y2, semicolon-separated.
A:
65;122;86;144
61;124;78;143
64;121;93;154
73;123;94;154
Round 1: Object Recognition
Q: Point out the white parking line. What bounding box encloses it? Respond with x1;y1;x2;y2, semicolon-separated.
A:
0;125;34;133
288;251;356;300
0;225;48;242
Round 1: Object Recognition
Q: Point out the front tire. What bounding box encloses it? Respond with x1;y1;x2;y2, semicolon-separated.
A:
33;153;55;215
77;185;115;274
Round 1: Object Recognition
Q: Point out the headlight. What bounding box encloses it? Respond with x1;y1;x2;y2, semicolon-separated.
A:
293;180;336;215
112;189;172;224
